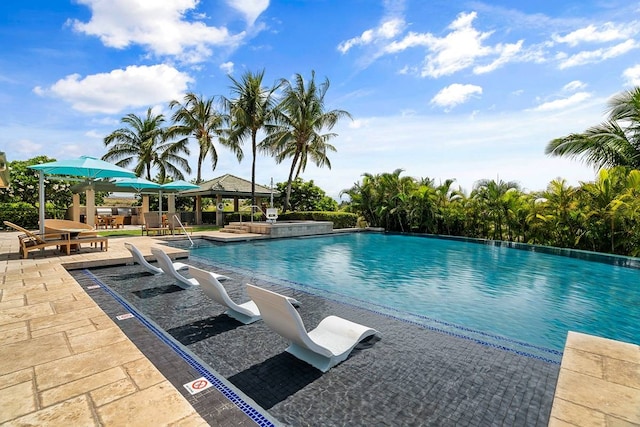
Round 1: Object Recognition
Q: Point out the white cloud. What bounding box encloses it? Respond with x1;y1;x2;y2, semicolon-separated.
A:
532;92;592;111
558;39;640;69
562;80;587;92
226;0;269;26
220;61;234;74
473;40;523;74
623;64;640;86
34;64;193;114
70;0;247;63
337;18;405;54
552;22;638;47
379;11;526;78
431;83;482;111
14;139;43;155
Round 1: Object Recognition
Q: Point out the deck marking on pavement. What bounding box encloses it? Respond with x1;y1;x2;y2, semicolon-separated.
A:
184;377;212;395
116;313;134;320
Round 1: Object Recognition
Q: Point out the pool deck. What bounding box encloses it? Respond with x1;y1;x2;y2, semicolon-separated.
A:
0;229;638;425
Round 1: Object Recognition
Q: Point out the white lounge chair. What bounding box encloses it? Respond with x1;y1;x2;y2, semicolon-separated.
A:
189;266;262;324
189;266;300;324
150;246;229;289
125;242;188;274
246;284;379;372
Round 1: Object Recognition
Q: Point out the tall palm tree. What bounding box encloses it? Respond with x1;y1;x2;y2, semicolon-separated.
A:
222;70;282;209
103;108;191;181
472;178;521;240
169;93;242;183
545;87;640;169
264;71;352;212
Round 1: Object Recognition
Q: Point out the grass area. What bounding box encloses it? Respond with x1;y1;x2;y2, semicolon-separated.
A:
97;225;220;237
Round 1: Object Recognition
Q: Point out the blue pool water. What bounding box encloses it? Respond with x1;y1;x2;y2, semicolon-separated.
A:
187;233;640;355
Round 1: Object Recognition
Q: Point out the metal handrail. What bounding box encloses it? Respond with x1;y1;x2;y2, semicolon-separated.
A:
238;205;266;224
172;214;194;246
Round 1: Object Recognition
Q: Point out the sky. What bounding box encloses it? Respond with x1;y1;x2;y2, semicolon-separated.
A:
1;0;639;200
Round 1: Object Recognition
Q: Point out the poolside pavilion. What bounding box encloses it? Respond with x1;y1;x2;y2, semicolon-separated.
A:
180;174;279;226
68;174;279;227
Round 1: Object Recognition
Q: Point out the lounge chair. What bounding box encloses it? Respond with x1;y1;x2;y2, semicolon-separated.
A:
189;266;300;324
150;246;229;289
246;284;379;372
3;220;71;258
188;266;262;324
124;242;188;274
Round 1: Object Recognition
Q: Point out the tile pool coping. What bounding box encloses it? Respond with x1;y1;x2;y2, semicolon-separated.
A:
0;229;638;425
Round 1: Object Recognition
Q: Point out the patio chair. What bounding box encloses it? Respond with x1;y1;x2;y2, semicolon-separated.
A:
246;284;380;372
110;215;124;229
124;242;188;274
189;266;299;324
150;246;229;289
142;212;169;236
3;220;71;258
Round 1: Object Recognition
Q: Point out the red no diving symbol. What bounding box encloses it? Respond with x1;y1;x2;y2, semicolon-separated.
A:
191;379;208;390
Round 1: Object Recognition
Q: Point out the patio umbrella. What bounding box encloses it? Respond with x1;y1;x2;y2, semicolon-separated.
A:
160;180;199;192
29;156;136;234
158;180;199;223
113;177;162;193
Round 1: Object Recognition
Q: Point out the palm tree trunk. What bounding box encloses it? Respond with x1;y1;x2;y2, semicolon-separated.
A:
284;152;300;212
251;131;257;219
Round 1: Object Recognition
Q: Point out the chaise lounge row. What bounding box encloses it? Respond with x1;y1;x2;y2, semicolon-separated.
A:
124;243;380;372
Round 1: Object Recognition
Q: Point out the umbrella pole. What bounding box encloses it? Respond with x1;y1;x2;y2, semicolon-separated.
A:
38;170;45;235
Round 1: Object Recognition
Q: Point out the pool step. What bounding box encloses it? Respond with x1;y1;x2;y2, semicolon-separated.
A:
220;223;252;234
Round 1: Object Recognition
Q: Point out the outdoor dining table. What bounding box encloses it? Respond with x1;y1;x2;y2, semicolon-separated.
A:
46;227;92;251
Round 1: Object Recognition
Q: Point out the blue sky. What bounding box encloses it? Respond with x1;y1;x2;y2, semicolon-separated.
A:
1;1;639;199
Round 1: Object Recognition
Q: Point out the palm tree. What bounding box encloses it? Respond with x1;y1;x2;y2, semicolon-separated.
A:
222;70;282;210
472;178;521;240
545;87;640;169
169;93;242;183
263;71;352;212
103;108;191;181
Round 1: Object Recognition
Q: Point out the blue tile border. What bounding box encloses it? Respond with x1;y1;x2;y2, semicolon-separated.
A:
80;269;276;427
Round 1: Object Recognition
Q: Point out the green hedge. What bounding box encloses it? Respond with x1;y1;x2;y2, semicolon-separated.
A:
0;203;67;230
0;202;39;229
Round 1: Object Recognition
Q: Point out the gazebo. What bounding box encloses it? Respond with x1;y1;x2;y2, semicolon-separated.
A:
181;174;279;225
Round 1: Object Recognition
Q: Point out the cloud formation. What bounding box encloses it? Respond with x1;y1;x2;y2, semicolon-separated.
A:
34;64;193;114
339;9;640;79
69;0;256;63
431;83;482;111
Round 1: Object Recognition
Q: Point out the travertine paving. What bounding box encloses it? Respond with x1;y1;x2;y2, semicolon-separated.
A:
549;332;640;426
0;230;250;426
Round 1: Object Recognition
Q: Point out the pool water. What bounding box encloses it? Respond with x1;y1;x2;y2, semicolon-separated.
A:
186;233;640;354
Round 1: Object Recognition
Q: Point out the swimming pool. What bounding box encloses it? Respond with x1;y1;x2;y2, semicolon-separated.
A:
185;232;640;354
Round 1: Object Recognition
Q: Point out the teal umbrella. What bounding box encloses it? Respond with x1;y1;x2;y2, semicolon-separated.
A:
161;180;199;191
29;156;136;233
113;177;162;193
29;156;136;179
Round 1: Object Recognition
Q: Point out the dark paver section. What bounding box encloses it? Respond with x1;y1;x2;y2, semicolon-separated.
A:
76;261;560;427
